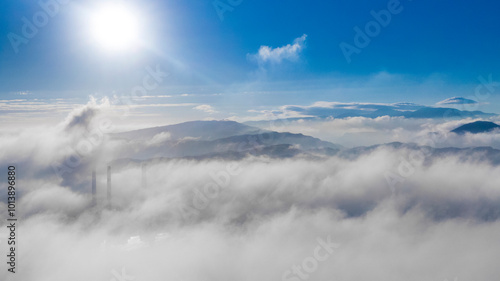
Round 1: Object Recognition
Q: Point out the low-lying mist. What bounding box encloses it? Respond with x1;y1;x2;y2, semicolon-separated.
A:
1;101;499;281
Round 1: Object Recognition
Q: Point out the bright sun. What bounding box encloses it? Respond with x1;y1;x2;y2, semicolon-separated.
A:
89;3;140;52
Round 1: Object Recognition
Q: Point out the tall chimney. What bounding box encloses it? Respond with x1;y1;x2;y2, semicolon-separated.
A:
141;163;147;189
107;166;111;206
92;168;96;206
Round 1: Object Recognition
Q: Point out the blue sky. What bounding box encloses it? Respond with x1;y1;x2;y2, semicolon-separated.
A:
1;0;500;124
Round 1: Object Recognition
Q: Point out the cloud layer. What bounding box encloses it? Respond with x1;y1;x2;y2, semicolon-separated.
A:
2;150;500;281
250;115;500;148
1;102;500;281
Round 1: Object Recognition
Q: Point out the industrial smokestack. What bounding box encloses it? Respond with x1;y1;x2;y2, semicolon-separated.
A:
92;168;96;206
141;163;147;189
107;166;111;207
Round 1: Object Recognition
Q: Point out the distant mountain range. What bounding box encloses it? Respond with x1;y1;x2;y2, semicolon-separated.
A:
245;102;496;126
108;120;500;166
113;120;263;141
451;121;500;134
334;107;494;119
110;121;342;161
246;106;496;128
107;120;500;169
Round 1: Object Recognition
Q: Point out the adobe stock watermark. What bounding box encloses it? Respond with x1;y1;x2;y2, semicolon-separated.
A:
282;235;340;281
177;113;311;221
178;117;295;220
443;74;499;121
7;0;71;54
110;64;170;119
51;117;115;178
339;0;405;64
213;0;243;21
178;162;242;220
110;267;135;281
385;74;498;194
51;64;169;179
384;147;426;194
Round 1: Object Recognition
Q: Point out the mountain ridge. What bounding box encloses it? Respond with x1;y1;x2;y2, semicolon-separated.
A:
451;121;500;134
109;120;342;160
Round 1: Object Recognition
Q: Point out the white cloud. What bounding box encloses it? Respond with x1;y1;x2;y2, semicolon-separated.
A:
437;96;478;105
250;34;307;64
194;104;217;114
146;132;172;146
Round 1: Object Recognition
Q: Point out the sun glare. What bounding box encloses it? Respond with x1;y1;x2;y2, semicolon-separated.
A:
89;3;140;52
